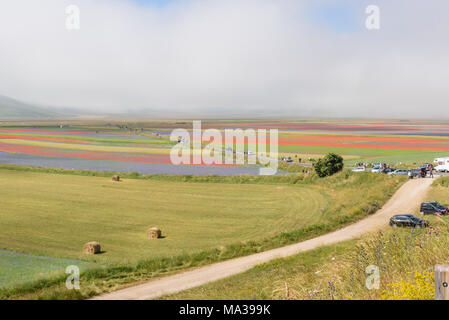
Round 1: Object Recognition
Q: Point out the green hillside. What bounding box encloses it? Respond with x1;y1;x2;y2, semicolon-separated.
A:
0;95;59;119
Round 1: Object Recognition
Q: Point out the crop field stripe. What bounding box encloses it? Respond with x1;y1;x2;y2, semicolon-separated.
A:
0;131;171;145
0;139;173;154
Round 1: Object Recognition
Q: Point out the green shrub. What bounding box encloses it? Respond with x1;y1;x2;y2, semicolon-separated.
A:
314;153;344;178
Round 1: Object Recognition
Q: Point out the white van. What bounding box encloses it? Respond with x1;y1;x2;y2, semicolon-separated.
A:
434;157;449;165
435;158;449;172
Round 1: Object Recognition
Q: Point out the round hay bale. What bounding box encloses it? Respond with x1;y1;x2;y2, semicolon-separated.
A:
112;175;120;182
83;242;101;254
147;227;162;239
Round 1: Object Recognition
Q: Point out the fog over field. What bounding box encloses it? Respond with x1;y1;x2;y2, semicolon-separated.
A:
0;0;448;118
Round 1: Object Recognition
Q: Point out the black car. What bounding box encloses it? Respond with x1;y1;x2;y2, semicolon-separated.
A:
389;214;429;228
420;202;448;215
418;163;432;171
381;167;395;174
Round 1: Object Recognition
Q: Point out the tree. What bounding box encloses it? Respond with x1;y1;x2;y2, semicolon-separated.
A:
314;153;344;178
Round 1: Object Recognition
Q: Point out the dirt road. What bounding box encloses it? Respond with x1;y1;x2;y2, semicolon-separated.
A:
92;177;434;300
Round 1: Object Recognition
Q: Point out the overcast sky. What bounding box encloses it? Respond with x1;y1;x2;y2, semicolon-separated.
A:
1;0;448;118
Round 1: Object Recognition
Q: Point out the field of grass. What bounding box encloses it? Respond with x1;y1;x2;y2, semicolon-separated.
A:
0;250;93;289
0;169;329;264
163;178;449;300
0;167;404;299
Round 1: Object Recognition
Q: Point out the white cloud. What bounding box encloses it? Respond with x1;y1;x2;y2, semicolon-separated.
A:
0;0;448;118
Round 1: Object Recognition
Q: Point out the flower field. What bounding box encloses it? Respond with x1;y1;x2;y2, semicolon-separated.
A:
2;120;449;172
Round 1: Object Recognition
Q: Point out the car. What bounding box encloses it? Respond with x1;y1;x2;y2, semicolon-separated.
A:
388;169;410;175
371;166;382;173
352;167;366;172
435;164;449;173
381;168;395;174
418;163;432;170
420;202;448;215
389;214;429;228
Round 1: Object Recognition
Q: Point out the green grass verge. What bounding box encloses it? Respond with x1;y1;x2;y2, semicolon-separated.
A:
163;180;449;300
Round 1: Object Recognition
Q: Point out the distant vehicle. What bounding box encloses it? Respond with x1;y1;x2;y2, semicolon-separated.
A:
388;169;410;175
389;214;429;228
418;163;432;171
435;164;449;173
433;158;449;172
420;202;448;215
410;169;420;177
352;167;366;172
434;157;449;166
381;168;395;174
371;166;382;173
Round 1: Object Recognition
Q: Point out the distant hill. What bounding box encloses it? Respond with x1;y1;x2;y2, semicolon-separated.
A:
0;95;60;119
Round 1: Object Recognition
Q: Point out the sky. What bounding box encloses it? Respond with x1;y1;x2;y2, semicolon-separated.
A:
0;0;449;118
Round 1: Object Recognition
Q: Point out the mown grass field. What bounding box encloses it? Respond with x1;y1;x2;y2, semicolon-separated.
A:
0;168;405;265
0;167;404;298
0;168;329;264
162;177;449;300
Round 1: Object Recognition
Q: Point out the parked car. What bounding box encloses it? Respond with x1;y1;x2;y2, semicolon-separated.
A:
371;166;382;173
381;168;395;174
389;214;429;228
418;163;432;170
420;202;448;215
435;164;449;173
388;169;410;175
352;167;366;172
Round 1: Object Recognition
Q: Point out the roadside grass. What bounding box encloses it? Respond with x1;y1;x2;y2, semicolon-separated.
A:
159;240;357;300
0;167;404;299
163;219;449;300
163;180;449;300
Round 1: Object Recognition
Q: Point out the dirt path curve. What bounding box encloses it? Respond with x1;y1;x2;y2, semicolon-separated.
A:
92;178;435;300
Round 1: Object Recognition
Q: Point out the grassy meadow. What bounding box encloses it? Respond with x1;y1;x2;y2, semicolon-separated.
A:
0;168;328;263
0;167;405;298
162;177;449;300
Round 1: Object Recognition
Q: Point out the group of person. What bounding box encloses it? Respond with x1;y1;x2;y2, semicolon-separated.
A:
409;164;434;179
